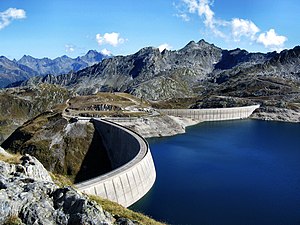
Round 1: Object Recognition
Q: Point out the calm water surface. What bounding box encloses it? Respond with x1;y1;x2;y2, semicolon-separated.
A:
130;119;300;225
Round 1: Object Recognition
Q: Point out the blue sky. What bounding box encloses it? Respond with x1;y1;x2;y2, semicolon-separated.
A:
0;0;299;59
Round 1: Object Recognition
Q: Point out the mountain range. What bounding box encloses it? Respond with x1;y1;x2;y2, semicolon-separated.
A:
15;39;300;101
0;50;108;88
0;39;299;143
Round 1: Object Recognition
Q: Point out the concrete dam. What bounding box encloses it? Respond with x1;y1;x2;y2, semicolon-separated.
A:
75;105;259;207
159;105;260;121
76;118;156;207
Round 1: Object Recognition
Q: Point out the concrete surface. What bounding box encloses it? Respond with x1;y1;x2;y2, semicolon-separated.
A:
159;105;260;121
76;119;156;207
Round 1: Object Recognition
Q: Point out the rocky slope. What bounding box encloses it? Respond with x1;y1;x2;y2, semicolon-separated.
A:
0;153;147;225
1;111;112;182
0;84;72;144
17;40;221;99
15;40;300;98
0;50;107;88
112;115;200;138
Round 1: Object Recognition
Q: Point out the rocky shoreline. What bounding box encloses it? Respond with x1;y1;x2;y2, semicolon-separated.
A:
112;115;201;138
251;108;300;123
114;109;299;139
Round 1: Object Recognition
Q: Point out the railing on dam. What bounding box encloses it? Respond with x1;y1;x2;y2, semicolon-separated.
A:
75;118;156;208
159;105;260;121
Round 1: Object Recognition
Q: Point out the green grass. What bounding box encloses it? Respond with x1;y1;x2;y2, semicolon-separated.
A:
90;195;167;225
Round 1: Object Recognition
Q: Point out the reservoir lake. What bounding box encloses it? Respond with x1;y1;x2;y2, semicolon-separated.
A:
130;119;300;225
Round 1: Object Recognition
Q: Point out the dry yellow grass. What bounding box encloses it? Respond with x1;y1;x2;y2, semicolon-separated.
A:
90;195;167;225
0;152;21;164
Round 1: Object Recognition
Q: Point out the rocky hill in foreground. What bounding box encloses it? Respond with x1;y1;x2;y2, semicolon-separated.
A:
0;50;108;88
0;153;163;225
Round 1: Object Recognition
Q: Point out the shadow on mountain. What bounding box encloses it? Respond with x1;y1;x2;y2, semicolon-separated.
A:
74;130;112;183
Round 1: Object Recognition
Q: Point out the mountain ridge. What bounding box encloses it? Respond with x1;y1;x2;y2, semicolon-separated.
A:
0;50;109;88
14;40;300;100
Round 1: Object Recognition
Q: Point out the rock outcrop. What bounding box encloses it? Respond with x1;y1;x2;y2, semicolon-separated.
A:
0;154;136;225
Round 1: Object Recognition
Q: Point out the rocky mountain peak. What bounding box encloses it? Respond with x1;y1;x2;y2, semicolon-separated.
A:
86;49;99;56
134;46;161;57
19;54;35;61
80;49;105;63
197;39;215;48
0;50;108;87
180;39;221;54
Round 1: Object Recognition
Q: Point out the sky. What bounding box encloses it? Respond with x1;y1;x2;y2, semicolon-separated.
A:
0;0;299;59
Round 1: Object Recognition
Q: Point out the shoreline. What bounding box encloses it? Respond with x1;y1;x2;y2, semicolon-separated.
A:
114;111;300;139
111;115;202;139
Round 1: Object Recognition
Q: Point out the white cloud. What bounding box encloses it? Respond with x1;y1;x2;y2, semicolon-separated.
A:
96;32;125;47
176;13;190;22
182;0;225;37
257;29;287;51
65;44;76;53
100;48;112;56
178;0;288;50
0;8;26;30
231;18;260;41
183;0;199;13
158;43;173;52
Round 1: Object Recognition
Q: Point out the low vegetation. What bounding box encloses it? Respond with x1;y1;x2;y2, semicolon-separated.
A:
50;172;74;187
90;195;167;225
3;215;22;225
0;152;21;164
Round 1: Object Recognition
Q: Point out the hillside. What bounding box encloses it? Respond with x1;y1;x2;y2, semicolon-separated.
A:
0;84;72;143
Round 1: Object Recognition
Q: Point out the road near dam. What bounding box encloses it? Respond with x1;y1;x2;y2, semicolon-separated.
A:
75;105;260;207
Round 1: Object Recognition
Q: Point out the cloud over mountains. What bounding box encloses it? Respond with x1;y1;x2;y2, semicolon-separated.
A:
178;0;287;51
0;8;26;30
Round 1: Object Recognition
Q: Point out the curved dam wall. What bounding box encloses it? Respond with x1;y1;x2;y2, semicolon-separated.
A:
76;119;156;207
159;105;260;121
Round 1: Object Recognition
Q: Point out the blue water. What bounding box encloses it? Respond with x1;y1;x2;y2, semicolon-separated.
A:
130;119;300;225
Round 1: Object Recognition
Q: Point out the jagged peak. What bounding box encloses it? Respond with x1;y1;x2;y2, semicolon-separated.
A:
134;46;160;56
86;49;99;55
183;40;197;48
229;48;249;55
0;55;9;60
197;39;211;46
180;39;219;52
19;54;35;61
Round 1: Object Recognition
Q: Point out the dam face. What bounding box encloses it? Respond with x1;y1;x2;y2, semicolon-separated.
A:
76;119;156;207
159;105;260;121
